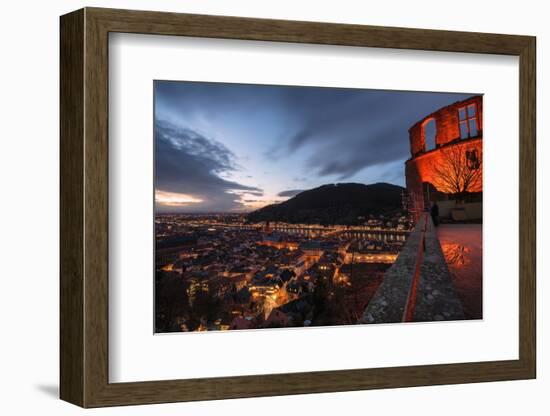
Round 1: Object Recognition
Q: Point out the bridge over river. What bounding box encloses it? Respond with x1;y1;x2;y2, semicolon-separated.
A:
207;222;410;242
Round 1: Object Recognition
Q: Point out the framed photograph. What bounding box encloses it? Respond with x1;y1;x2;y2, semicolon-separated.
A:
60;7;536;407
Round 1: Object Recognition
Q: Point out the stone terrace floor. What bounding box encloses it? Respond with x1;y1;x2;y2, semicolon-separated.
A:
437;224;483;320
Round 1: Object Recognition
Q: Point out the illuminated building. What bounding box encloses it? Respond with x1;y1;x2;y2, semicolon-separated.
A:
299;241;324;266
344;252;398;264
257;233;299;250
263;309;289;328
405;95;483;218
184;272;209;305
344;241;400;264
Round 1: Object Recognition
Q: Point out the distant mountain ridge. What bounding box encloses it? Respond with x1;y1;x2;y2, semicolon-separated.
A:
247;182;404;225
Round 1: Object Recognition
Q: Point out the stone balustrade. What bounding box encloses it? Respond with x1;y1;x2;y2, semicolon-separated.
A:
359;214;464;324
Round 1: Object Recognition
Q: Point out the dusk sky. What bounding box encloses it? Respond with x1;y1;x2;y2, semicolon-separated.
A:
154;81;473;213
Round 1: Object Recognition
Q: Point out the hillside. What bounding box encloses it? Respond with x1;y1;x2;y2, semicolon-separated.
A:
247;182;404;225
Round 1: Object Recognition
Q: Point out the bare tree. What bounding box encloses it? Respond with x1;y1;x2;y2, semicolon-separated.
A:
432;146;482;197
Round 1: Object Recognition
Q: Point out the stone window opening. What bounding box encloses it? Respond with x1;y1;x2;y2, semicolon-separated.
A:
423;118;437;151
458;103;478;139
466;149;481;170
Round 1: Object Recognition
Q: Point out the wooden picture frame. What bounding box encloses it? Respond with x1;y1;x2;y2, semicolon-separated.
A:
60;7;536;408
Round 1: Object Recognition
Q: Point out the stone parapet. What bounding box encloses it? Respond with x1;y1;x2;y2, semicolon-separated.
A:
359;215;464;324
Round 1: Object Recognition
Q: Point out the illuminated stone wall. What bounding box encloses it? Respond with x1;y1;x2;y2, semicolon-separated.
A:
405;95;483;212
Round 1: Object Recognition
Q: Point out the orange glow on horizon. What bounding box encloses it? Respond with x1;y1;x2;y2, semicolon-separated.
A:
155;190;203;207
237;194;288;210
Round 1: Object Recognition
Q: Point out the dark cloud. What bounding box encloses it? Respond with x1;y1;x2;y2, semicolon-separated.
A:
155;80;476;204
276;89;475;179
229;189;264;197
155;121;262;212
277;189;304;198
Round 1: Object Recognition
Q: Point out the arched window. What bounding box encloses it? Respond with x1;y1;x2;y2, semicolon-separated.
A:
423;118;436;151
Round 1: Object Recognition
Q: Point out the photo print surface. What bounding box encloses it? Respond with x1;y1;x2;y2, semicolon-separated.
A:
154;80;483;333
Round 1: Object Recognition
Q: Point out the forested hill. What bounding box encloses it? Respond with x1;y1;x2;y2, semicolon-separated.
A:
246;182;404;225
